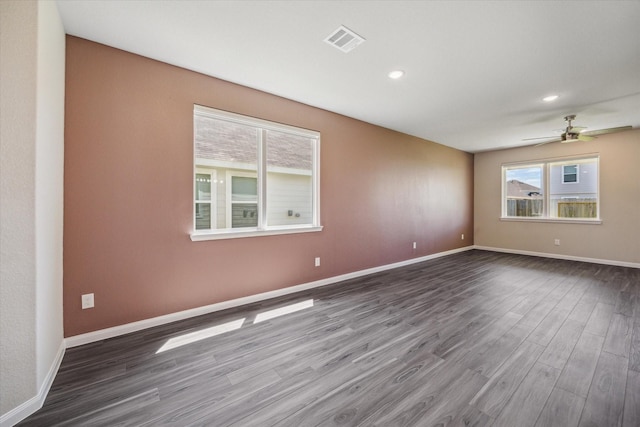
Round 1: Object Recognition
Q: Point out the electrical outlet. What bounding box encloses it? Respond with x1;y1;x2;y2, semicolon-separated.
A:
412;242;417;249
461;234;464;240
554;239;560;246
81;293;94;309
315;257;321;267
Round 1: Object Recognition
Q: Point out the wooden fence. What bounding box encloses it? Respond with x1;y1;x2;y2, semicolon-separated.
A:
557;201;597;218
507;198;597;218
506;198;543;217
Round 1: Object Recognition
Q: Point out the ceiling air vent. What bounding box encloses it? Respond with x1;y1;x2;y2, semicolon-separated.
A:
324;25;365;53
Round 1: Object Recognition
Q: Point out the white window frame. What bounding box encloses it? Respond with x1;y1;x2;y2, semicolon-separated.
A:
191;105;322;241
194;168;216;230
501;155;601;224
562;164;579;184
501;163;545;218
225;171;258;229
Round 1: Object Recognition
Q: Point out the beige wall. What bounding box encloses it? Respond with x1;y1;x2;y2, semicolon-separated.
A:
0;0;38;415
63;37;474;337
0;0;65;420
475;129;640;265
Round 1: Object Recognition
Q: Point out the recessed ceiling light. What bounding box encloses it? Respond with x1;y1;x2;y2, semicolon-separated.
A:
388;70;405;79
543;95;559;102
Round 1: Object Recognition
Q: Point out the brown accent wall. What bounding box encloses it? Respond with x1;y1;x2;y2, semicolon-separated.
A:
64;36;474;337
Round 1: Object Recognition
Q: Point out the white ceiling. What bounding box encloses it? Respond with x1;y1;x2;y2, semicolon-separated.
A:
56;0;640;153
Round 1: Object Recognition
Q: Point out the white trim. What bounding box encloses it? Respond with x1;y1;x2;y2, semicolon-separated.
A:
0;341;65;427
258;129;266;229
191;225;323;241
473;245;640;269
312;135;321;228
65;245;474;348
500;217;602;225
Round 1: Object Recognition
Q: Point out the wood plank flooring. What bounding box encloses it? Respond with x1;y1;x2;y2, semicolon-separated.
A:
17;250;640;426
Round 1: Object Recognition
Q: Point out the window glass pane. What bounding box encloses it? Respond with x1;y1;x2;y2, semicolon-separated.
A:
195;116;258;167
195;114;258;230
195;173;211;201
562;165;578;183
231;204;258;228
195;203;211;230
504;165;543;217
230;176;258;228
550;159;598;218
232;176;257;202
266;130;314;226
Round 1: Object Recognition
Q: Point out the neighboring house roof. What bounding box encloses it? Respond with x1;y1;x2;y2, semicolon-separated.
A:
195;116;312;170
507;179;541;198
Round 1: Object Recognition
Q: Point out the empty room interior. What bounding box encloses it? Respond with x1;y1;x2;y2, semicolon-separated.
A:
2;1;640;426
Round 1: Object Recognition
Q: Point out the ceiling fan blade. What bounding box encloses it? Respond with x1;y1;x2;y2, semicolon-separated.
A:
581;125;632;136
535;138;562;146
522;136;557;141
578;134;595;142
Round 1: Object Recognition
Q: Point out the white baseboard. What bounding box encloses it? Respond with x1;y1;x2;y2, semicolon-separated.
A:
65;245;474;348
473;245;640;269
0;340;65;427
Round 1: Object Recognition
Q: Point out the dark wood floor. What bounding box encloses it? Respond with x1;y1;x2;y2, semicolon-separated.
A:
18;250;640;426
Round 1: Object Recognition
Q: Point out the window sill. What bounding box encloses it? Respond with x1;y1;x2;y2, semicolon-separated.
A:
500;217;602;225
190;225;323;241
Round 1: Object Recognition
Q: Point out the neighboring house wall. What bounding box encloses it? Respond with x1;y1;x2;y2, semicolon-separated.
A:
267;172;312;226
196;166;312;228
63;36;474;337
506;180;541;198
475;129;640;264
0;0;65;421
549;161;597;196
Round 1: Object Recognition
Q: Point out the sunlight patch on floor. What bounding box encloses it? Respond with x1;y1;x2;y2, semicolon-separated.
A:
156;318;246;353
254;299;314;324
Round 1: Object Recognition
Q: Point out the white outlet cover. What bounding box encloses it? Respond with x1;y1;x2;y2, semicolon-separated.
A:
315;257;321;267
82;293;94;309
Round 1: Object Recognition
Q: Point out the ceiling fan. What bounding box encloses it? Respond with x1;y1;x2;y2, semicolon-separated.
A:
523;115;632;146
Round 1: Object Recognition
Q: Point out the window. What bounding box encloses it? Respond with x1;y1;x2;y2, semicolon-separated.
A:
502;156;599;221
195;169;215;230
192;105;321;240
562;164;578;183
503;164;544;217
228;172;257;228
